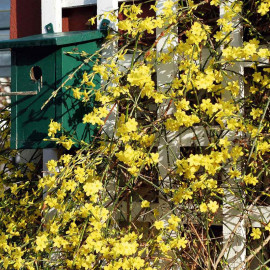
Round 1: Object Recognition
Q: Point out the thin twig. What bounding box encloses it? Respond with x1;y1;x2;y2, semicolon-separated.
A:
235;234;270;270
214;186;270;269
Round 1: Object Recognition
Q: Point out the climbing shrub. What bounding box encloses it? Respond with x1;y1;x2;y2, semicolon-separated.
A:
1;0;270;269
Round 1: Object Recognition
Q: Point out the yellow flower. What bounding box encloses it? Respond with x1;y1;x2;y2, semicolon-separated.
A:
131;257;145;269
61;139;73;150
10;183;18;195
53;236;68;248
140;134;155;148
200;202;208;213
81;71;89;83
244;174;258;186
88;17;96;25
258;1;270;15
36;234;48;252
0;233;8;251
250;108;263;120
250;228;261;240
154;220;165;230
127;65;152;87
176;237;188;249
253;72;263;82
265;223;270;231
207;200;219;213
50;222;59;234
74;167;86;183
83;180;103;197
60;154;72;165
210;0;220;6
48;120;61;137
141;200;150;208
72;87;81;99
168;214;181;230
47;159;57;172
150;153;159;163
170;237;188;249
257;141;270;155
219;137;231;148
229;169;241;178
125;118;138;133
65;180;77;192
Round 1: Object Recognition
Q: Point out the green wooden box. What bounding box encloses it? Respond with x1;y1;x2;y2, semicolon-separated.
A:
0;30;106;149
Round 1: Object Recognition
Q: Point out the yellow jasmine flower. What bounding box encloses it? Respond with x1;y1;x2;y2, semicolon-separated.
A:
200;202;208;213
219;137;231;148
72;87;81;99
35;234;48;252
168;214;181;230
60;154;72;165
141;200;150;208
61;139;73;150
154;220;165;230
250;228;261;240
229;169;241;178
50;222;59;234
244;173;258;186
150;153;159;163
176;237;188;249
53;236;68;248
207;200;219;213
47;159;57;172
48;120;61;137
83;180;103;197
258;1;270;15
210;0;220;6
250;108;263;120
125;118;138;133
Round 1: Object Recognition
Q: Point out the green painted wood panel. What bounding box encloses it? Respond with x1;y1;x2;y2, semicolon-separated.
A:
11;47;56;149
5;30;106;149
56;40;102;145
0;30;105;49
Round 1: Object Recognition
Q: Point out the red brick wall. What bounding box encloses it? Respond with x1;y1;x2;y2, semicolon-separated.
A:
10;0;97;39
10;0;41;39
62;6;97;32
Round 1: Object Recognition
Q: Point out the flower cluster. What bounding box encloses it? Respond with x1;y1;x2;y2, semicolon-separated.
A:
1;0;270;269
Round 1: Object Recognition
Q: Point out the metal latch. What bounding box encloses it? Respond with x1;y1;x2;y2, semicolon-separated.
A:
100;19;110;31
45;23;54;33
